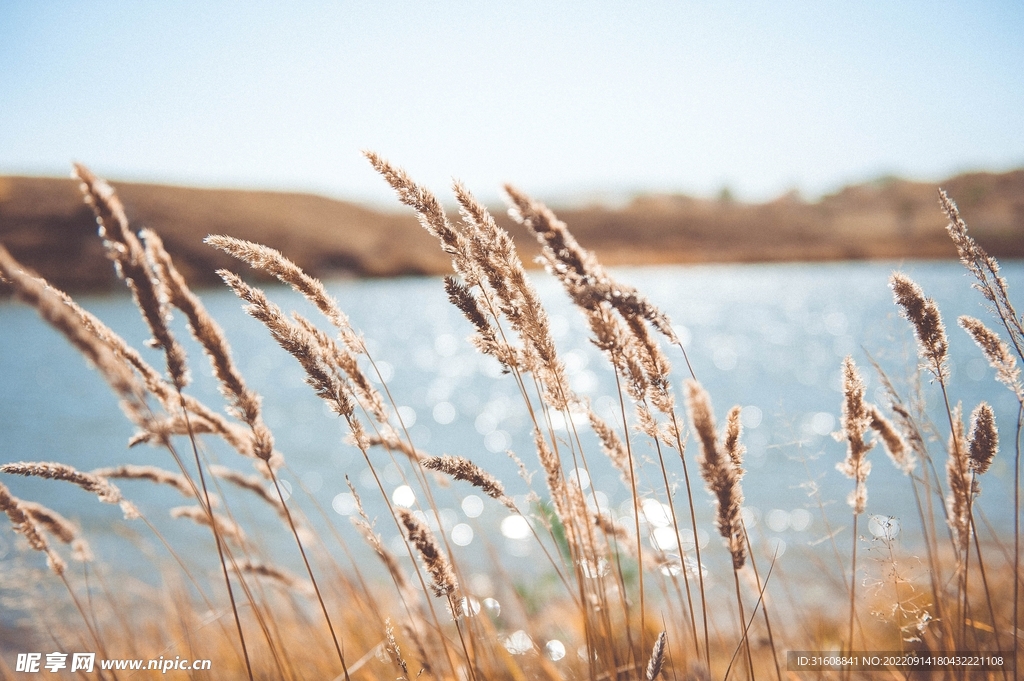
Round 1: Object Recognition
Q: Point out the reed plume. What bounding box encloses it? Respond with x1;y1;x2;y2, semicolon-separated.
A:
205;235;363;352
92;464;200;501
170;506;247;543
369;155;573;411
959;316;1023;399
218;269;366;447
363;432;428;464
144;229;275;462
940;189;1023;677
74;164;189;390
505;182;709;664
443;275;515;370
967;403;998;476
216;271;355;678
867;405;914;475
397;508;458;598
1;462;137;519
0;483;67;576
237;560;312;596
74;171;265;679
364;156;598;595
43;283;260;458
385;618;410;678
867;356;930;475
836;357;873;514
686;380;745;569
505;186;683;407
686;380;750;676
835;356;874;654
209;465;287;516
890;273;949;381
292;313;389;425
452;180;573;411
19;500;77;545
946;404;971;554
363;152;482;287
588;409;632;486
645;630;667;681
724;405;746;472
19;501;93;563
347;479;411;596
422;455;516;511
940;189;1024;357
504;185;679;346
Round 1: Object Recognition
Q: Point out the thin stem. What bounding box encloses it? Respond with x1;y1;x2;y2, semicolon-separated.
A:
849;512;859;655
1014;404;1022;681
670;412;711;673
741;525;781;681
614;374;647;657
733;568;755;681
650;412;699;664
268;470;350;680
59;571;110;672
909;474;956;650
970;513;1005;681
724;550;778;681
176;396;254;681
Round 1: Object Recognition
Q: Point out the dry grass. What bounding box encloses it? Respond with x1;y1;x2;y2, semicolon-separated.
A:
0;162;1020;680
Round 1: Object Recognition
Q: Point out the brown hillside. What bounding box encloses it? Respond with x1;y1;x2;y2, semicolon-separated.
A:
1;170;1022;293
553;170;1024;265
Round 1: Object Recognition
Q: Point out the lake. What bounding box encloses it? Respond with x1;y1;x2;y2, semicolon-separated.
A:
1;260;1021;609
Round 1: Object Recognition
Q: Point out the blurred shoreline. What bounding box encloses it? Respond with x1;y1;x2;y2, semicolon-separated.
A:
1;169;1022;293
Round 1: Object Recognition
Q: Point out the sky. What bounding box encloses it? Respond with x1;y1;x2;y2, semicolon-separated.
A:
1;1;1022;207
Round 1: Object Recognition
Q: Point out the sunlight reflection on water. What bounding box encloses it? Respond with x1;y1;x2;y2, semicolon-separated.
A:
1;260;1021;594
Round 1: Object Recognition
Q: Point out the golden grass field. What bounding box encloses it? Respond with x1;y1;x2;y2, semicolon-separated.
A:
0;158;1022;680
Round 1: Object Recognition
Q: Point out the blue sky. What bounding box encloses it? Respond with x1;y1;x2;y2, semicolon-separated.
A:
1;1;1022;206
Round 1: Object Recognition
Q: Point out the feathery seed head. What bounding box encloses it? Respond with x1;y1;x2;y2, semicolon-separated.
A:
837;357;873;514
646;631;667;680
959;316;1022;399
724;405;746;475
868;406;914;475
1;462;125;507
423;455;516;511
74;166;190;389
397;508;458;598
946;404;971;553
92;464;197;500
0;483;66;575
686;380;746;568
967;402;997;475
890;273;949;379
170;506;247;543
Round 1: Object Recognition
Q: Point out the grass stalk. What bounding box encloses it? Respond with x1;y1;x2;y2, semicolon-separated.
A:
268;467;351;680
848;512;859;655
740;526;781;681
174;398;255;681
670;415;711;673
1014;405;1022;680
732;567;755;681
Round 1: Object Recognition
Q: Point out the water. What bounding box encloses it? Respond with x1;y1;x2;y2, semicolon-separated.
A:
1;260;1021;604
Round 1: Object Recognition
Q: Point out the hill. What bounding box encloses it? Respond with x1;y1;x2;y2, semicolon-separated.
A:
1;169;1022;292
